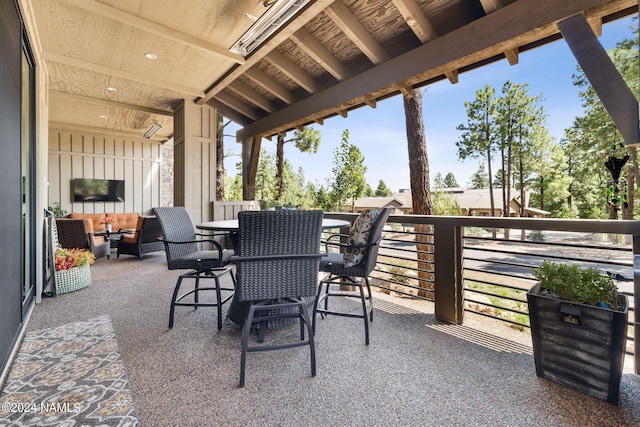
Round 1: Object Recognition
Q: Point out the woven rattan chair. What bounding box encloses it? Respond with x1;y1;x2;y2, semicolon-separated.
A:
313;207;391;345
116;216;164;260
232;209;324;387
153;207;235;330
55;218;110;259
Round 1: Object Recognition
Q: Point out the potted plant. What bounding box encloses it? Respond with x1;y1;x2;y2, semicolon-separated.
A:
99;216;117;232
54;247;95;294
527;261;628;404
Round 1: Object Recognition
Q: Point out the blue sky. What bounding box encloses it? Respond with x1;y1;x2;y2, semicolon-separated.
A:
225;15;637;193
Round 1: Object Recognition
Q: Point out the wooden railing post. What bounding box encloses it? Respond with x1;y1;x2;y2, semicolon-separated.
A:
434;224;464;324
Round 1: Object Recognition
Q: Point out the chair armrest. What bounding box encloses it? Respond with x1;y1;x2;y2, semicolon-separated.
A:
321;233;349;251
159;237;224;257
195;232;230;238
323;235;383;251
230;253;326;263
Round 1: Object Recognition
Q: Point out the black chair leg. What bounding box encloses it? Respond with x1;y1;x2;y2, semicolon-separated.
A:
169;275;185;329
365;277;374;322
239;304;257;388
301;303;316;377
358;281;370;345
194;274;200;308
214;275;223;330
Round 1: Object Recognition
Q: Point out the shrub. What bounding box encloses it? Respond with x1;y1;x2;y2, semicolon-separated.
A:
532;261;617;307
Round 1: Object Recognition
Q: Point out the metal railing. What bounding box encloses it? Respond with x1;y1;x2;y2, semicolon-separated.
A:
323;212;639;374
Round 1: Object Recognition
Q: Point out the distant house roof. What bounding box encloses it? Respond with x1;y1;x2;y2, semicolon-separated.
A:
352;197;405;209
356;188;549;217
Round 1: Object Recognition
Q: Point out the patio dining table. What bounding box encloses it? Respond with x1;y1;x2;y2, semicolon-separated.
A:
196;217;349;329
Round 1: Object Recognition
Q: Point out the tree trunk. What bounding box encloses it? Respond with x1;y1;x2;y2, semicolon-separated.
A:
275;133;285;203
539;176;545;211
487;146;496;238
215;114;225;201
501;145;507;216
403;89;433;297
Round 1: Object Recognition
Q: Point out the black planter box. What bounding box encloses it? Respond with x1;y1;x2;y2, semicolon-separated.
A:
527;283;628;404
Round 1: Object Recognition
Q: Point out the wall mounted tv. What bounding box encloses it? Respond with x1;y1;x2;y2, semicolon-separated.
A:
72;178;125;202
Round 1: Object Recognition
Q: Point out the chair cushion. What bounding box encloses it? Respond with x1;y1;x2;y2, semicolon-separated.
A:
343;209;381;268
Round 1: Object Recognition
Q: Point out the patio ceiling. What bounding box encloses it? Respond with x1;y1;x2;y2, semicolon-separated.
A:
32;0;637;142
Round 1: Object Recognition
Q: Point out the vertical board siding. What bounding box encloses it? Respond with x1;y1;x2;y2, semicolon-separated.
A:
48;128;164;216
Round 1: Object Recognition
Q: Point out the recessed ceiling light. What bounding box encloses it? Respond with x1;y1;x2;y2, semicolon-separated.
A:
145;53;157;60
106;86;117;92
99;115;108;119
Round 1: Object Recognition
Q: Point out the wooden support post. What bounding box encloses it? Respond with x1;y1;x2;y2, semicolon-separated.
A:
434;224;464;324
558;14;640;146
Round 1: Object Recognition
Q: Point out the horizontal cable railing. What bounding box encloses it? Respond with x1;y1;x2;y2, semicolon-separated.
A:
323;212;638;368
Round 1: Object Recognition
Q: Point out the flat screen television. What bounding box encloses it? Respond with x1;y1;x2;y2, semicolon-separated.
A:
73;178;125;202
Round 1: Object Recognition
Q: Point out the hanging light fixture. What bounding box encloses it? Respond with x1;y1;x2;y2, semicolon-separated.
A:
142;120;162;139
229;0;311;57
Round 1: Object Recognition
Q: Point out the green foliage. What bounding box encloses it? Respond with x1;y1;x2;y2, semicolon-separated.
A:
328;129;367;210
374;179;392;197
433;190;461;216
532;261;617;306
363;184;375;197
290;127;321;153
387;259;415;285
444;172;459;188
48;202;68;218
469;163;489;189
433;172;445;189
526;230;544;242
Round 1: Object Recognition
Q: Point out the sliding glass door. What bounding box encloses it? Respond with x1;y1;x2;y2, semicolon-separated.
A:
21;34;35;314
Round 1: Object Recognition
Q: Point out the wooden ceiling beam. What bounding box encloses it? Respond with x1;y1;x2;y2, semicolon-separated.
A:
504;48;519;65
215;92;261;121
62;0;244;64
238;0;619;140
444;70;459;84
44;51;204;98
587;16;603;36
325;1;390;65
50;90;173;116
290;28;352;80
393;0;460;83
228;81;276;113
364;99;377;108
266;51;321;93
198;0;337;104
479;0;504;14
392;0;438;43
206;100;252;127
244;69;296;104
50;121;170;141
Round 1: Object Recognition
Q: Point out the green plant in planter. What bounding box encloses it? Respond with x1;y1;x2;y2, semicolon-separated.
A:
532;260;619;309
48;202;68;218
528;260;628;404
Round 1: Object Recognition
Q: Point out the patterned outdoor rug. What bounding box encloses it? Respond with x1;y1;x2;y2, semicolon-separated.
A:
0;315;139;426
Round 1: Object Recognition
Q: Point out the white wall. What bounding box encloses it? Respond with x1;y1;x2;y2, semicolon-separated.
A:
48;128;164;216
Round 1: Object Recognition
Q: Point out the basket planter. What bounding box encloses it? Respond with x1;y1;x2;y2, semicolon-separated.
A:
55;264;91;294
527;283;628;404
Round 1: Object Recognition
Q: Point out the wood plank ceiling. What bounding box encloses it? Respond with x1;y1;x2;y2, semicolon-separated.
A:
32;0;637;142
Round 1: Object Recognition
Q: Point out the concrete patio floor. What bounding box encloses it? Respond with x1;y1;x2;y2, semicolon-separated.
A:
22;252;640;426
